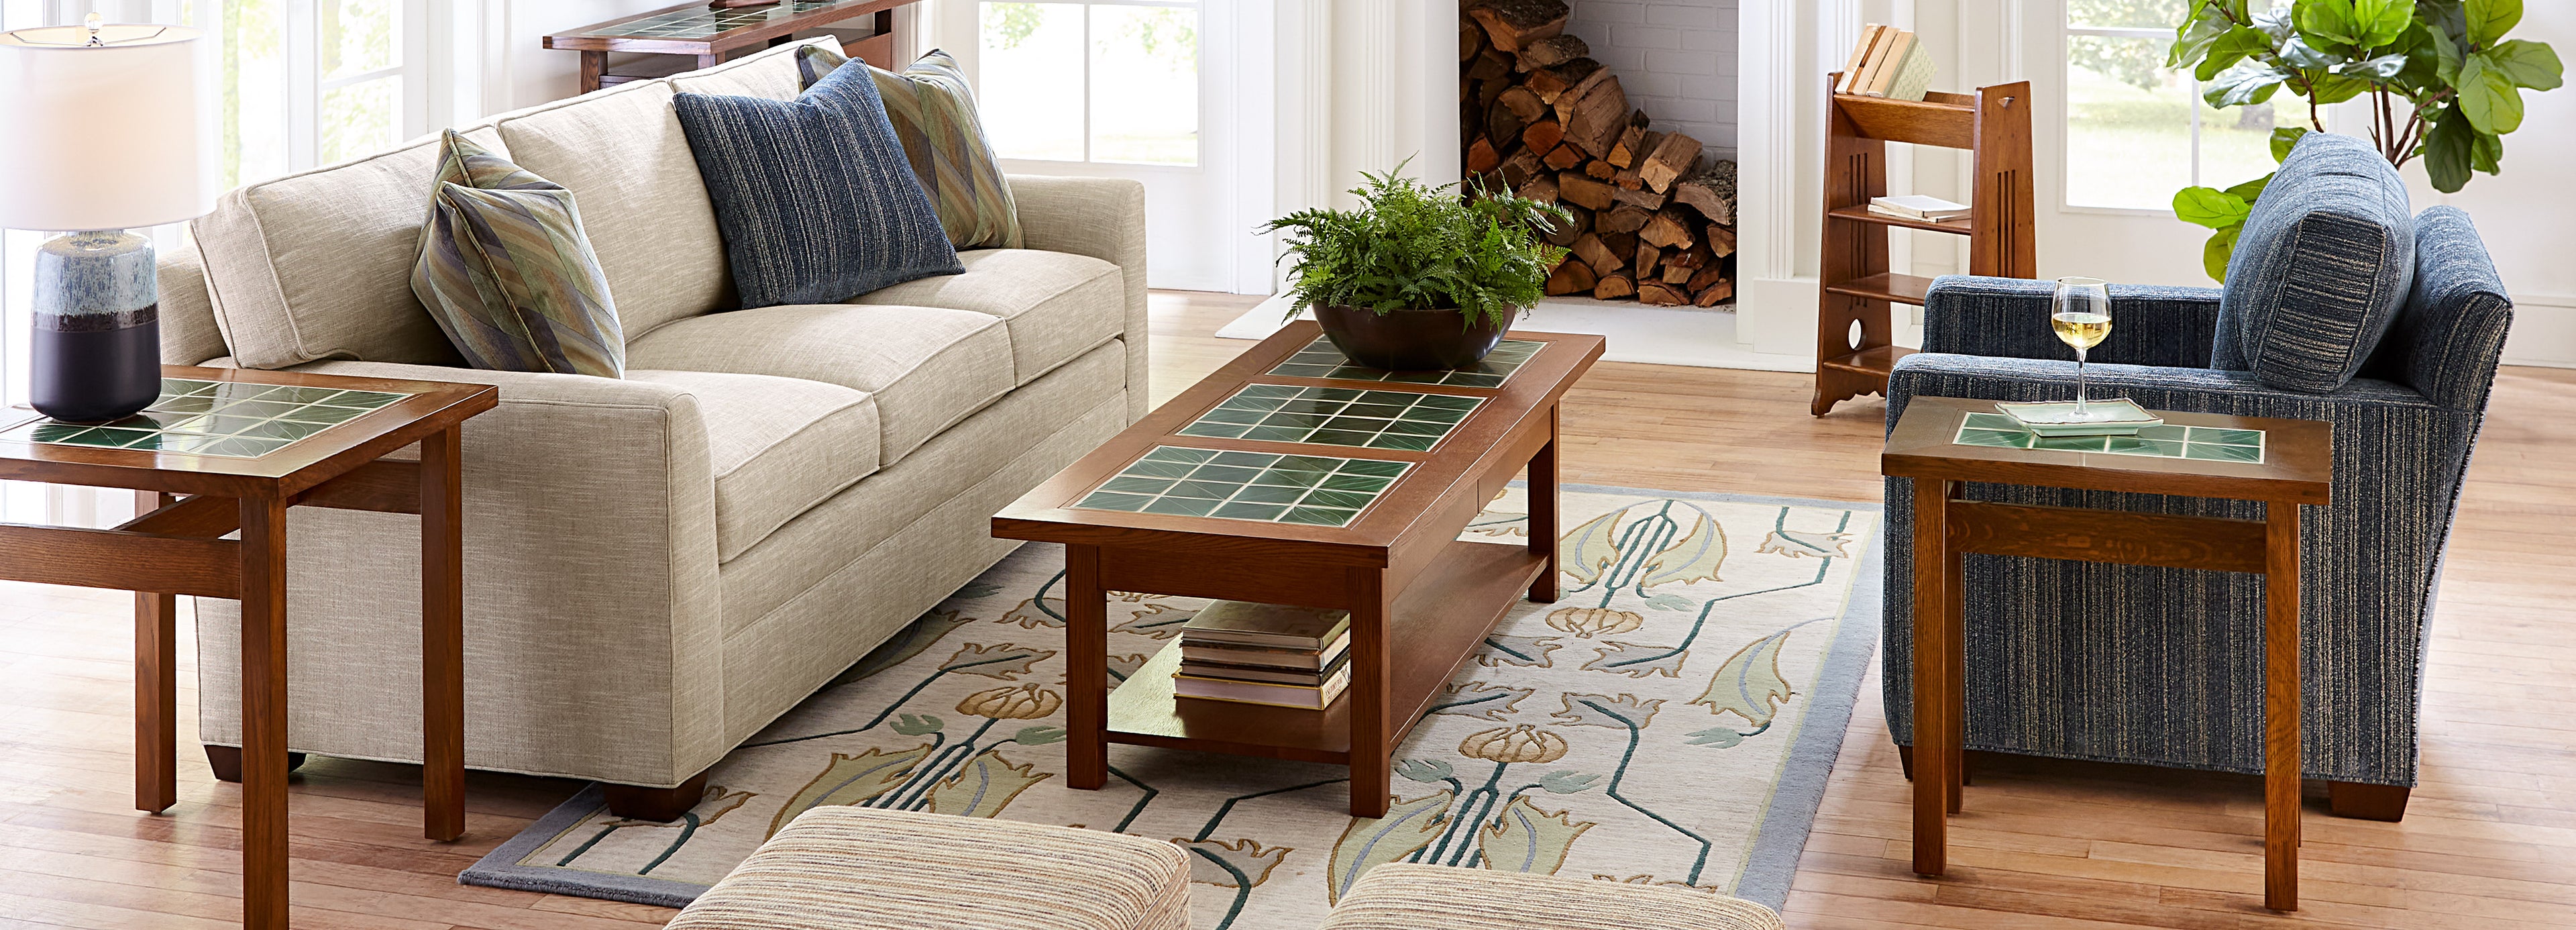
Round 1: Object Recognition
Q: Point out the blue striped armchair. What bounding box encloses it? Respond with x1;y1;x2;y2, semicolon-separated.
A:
1880;141;2512;821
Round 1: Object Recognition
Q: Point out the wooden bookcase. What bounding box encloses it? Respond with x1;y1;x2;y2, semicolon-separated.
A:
1812;74;2035;416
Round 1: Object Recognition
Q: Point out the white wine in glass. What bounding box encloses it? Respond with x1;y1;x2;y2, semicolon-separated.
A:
2052;276;2112;417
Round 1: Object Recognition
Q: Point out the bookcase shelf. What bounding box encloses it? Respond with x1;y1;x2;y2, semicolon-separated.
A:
1812;76;2035;417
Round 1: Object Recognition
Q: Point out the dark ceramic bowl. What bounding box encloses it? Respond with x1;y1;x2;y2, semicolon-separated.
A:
1313;303;1509;371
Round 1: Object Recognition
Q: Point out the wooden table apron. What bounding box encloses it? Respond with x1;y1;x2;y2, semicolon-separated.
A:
543;0;914;94
1881;397;2330;913
0;365;495;930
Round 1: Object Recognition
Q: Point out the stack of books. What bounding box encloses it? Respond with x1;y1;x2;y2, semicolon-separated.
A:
1173;601;1352;710
1837;23;1937;102
1869;194;1972;223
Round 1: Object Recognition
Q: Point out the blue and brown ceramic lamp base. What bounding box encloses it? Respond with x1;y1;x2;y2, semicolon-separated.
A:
32;229;162;424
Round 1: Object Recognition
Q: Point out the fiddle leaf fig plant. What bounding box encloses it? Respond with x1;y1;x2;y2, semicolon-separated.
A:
1260;162;1570;329
2167;0;2560;280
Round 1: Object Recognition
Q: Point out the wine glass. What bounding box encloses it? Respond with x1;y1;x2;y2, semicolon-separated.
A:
2051;276;2112;419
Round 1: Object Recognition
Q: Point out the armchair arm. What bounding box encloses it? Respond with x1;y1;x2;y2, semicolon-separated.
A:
1923;276;2223;369
1008;174;1149;421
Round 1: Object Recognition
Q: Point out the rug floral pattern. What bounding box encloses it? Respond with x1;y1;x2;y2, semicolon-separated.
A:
468;488;1878;927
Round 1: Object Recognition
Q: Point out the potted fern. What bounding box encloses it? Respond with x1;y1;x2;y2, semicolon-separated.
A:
1261;166;1568;370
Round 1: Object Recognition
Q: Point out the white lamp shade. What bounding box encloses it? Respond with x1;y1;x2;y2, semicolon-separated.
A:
0;23;208;231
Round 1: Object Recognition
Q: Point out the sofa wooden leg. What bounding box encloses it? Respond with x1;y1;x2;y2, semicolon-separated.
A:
2327;781;2410;822
604;771;710;823
205;744;306;783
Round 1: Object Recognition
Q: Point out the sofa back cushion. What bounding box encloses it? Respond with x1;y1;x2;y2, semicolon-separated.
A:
2211;132;2414;394
192;127;504;369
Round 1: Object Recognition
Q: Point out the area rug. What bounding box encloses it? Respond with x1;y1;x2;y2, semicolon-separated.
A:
462;484;1881;926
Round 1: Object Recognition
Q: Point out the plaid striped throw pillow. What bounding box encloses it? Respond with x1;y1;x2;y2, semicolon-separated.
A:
409;130;627;377
798;46;1025;250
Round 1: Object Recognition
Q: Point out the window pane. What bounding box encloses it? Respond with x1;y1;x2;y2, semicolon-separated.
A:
2065;36;2191;209
323;76;401;164
321;0;399;79
216;0;290;188
979;2;1085;161
2200;97;2285;191
1088;5;1197;166
2066;0;2188;29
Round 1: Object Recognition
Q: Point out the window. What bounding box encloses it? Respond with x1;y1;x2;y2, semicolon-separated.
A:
977;1;1199;166
184;0;425;188
2063;0;2283;210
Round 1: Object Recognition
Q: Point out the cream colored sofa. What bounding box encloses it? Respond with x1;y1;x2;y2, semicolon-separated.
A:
157;39;1144;810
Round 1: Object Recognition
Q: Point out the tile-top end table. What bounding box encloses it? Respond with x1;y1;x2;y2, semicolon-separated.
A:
0;365;497;930
1882;396;2331;912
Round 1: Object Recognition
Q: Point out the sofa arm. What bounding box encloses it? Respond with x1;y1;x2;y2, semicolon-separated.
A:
1924;276;2222;369
1010;174;1148;419
195;360;729;787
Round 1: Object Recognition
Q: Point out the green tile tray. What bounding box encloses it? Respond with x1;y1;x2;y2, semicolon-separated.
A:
1953;411;2265;464
1074;446;1413;527
0;378;410;459
1267;338;1544;389
1176;385;1483;452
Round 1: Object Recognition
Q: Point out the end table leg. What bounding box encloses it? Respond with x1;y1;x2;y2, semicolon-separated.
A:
422;427;467;842
1065;546;1108;790
578;50;606;94
239;495;291;930
136;495;176;814
1527;405;1560;603
2264;504;2302;911
1909;478;1951;877
1347;567;1391;818
1943;507;1965;815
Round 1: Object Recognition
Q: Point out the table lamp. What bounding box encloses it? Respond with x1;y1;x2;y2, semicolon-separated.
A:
0;15;208;424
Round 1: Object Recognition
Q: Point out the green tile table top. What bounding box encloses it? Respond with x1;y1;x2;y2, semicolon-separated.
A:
0;378;411;460
1952;411;2265;464
1073;446;1413;528
578;1;862;39
1175;384;1484;452
1266;338;1545;389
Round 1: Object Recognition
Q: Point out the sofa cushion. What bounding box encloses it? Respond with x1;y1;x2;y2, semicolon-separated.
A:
667;37;820;101
625;370;877;562
413;130;626;377
673;60;963;309
191;127;505;370
848;248;1122;384
2213;132;2414;394
627;304;1011;464
798;46;1026;250
495;80;731;339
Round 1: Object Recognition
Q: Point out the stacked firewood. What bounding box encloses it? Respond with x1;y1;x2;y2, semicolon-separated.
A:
1461;0;1736;307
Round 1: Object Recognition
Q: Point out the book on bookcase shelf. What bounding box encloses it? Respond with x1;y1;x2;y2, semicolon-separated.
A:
1837;23;1937;102
1870;195;1972;222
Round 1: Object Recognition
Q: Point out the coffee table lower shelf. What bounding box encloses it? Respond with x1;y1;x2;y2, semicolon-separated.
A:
1104;539;1550;765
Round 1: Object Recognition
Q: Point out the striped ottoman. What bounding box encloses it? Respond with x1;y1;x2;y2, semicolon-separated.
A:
1321;864;1786;930
667;807;1191;930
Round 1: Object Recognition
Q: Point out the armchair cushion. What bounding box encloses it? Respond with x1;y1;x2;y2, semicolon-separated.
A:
2213;132;2413;395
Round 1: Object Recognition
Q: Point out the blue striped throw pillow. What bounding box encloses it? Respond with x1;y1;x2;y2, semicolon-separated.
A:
674;58;963;309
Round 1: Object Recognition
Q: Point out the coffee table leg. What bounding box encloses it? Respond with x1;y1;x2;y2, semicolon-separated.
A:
1346;566;1390;818
2264;504;2301;911
1527;405;1560;603
422;427;467;842
1065;545;1108;790
239;495;291;930
136;495;177;815
1909;478;1951;877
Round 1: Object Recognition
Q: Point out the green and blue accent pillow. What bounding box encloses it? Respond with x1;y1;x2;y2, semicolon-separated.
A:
675;58;963;309
410;130;627;377
797;46;1024;250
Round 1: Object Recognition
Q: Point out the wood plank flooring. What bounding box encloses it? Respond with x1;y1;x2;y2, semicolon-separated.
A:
0;289;2568;928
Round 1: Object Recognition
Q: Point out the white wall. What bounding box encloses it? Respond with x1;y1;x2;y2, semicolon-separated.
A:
1567;0;1741;159
2431;3;2576;367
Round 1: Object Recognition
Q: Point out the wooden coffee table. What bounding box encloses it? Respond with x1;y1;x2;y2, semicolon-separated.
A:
994;321;1602;816
0;365;496;930
1882;396;2331;911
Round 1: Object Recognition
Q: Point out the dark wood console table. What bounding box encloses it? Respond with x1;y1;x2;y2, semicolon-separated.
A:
0;366;495;930
545;0;918;94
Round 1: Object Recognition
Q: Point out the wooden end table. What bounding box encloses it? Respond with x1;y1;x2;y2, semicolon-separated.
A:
1882;396;2331;912
0;366;496;930
545;0;918;95
994;322;1602;817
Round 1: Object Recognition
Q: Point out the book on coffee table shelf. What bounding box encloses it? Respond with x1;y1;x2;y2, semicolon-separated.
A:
1180;601;1351;650
1175;662;1353;709
1173;601;1353;709
1179;633;1351;672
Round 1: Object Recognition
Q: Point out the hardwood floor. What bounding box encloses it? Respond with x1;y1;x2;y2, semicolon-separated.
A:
0;289;2569;928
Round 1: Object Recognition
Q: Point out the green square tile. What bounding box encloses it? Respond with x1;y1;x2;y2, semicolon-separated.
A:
1232;484;1309;504
1408;407;1470;423
1126;459;1199;479
258;386;353;405
134;433;231;454
1381;419;1448;436
160;378;211;397
1211;451;1280;468
2184;443;2263;462
1308;429;1378;446
1953;428;2032;448
98;411;201;432
196;437;291;458
1313;388;1366;401
63;427;156;448
1100;476;1176;494
1322;416;1389;433
1078;491;1155;511
1273;363;1337;378
1384;370;1445;384
1213;503;1291;521
1338;458;1409;477
2194;427;2263;447
1256;413;1329;430
1281;507;1358;527
1238;383;1303;398
1415;395;1481;410
2032;435;2112;452
1198;407;1269;425
1280;456;1346;472
227;419;333;442
274;404;370;425
1340;403;1409;419
322;391;407;409
1447;373;1505;388
219;399;317;419
2104;437;2186;457
145;395;221;414
1217;395;1284;411
1144;446;1217;463
27;423;97;444
1321;474;1393;492
1241;425;1313;442
1369;433;1438;451
2135;424;2190;442
1960;412;2022;431
1358;391;1420;405
1277;399;1346;416
1190;464;1264;483
1250;468;1327;487
1303;489;1376;509
1144;496;1222;517
1177;421;1251;439
1167;480;1240;499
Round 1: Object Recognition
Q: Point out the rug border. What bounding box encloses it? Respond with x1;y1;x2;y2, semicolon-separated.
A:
460;483;1886;916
